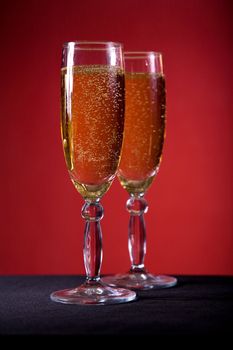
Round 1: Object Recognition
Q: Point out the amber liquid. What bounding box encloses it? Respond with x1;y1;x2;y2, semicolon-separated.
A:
118;72;166;194
61;65;125;199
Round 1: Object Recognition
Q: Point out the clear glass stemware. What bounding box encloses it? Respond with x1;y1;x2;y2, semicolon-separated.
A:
50;42;136;304
102;52;177;290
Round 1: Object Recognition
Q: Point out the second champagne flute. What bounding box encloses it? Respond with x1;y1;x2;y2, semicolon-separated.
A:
103;52;177;290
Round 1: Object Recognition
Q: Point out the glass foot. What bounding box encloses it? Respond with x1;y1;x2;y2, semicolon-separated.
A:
102;272;177;290
50;280;137;305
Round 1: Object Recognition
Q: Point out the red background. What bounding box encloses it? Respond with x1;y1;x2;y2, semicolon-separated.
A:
1;0;232;275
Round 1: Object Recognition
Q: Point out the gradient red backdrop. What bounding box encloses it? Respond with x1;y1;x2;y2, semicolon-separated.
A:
1;0;232;275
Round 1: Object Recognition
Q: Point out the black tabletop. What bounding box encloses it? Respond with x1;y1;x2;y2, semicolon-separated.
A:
0;275;232;336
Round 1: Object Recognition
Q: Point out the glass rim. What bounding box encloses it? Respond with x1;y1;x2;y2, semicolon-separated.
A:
63;41;123;50
124;51;162;58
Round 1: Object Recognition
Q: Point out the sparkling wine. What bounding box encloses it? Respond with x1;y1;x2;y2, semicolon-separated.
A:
61;65;125;199
118;72;166;194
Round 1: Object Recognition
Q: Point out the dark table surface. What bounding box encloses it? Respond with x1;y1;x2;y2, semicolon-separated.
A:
0;275;232;336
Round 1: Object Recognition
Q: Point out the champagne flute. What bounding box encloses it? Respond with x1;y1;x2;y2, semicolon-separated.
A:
50;42;136;304
102;52;177;290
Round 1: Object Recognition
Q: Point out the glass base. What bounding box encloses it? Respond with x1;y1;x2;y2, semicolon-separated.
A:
102;272;177;290
50;280;137;305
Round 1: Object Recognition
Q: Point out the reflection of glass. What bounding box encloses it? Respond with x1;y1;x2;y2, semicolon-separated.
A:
102;52;177;290
50;42;136;304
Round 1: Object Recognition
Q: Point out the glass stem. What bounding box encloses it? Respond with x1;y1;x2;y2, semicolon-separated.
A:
81;200;104;283
126;195;148;273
